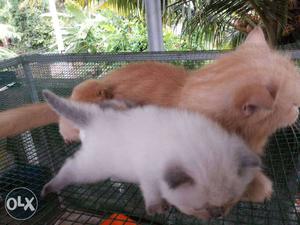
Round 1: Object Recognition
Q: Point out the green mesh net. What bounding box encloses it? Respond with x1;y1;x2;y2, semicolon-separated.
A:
0;51;300;225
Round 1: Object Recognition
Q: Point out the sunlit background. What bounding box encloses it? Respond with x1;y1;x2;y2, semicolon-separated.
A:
0;0;299;60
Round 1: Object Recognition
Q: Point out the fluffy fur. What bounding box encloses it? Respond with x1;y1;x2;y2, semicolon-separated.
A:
1;27;299;203
41;90;261;220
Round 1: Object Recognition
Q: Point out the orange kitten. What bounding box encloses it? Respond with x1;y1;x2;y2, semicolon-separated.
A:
180;28;300;154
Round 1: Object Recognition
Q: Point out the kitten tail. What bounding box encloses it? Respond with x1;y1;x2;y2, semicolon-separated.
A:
42;90;93;128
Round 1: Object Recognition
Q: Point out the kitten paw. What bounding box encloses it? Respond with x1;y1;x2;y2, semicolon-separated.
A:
242;172;273;202
41;181;59;198
260;175;273;201
41;183;52;198
146;199;170;215
64;138;75;144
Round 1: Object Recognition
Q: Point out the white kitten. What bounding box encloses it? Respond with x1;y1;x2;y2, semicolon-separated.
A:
41;90;261;220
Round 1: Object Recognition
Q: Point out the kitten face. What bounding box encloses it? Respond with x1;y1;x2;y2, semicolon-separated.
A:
166;184;239;220
182;27;300;152
161;148;261;220
233;30;300;130
229;46;300;148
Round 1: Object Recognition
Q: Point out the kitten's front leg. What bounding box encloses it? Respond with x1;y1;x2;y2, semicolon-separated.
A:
41;158;77;197
140;181;170;215
41;151;107;197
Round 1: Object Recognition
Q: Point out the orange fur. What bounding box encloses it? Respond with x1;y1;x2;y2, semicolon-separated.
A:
0;103;58;137
1;27;299;204
180;39;300;153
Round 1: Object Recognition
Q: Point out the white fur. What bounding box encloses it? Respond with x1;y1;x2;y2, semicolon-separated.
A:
41;95;260;220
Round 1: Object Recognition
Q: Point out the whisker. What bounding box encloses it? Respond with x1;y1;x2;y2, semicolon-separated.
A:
294;122;300;131
290;121;300;132
290;126;299;147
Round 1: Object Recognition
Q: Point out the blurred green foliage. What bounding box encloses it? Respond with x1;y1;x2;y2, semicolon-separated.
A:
57;0;198;53
0;0;53;54
0;0;207;59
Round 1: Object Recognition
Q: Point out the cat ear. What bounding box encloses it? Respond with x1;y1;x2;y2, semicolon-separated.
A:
100;86;114;99
164;163;194;189
236;84;277;116
243;27;268;47
238;151;261;176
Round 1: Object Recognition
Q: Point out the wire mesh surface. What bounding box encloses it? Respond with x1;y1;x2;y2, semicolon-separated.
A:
0;51;300;225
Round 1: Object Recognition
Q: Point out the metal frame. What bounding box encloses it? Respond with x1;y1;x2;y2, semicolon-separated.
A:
145;0;164;51
0;50;300;68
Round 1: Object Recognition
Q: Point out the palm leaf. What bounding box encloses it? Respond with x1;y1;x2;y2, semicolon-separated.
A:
168;0;291;47
104;0;145;16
